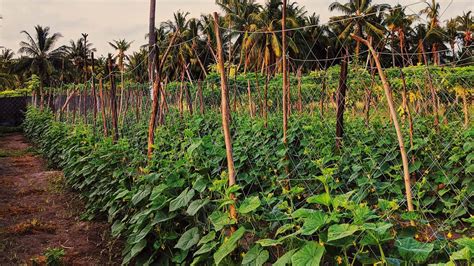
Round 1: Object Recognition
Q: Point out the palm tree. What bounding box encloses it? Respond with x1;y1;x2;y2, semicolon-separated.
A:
18;25;63;108
329;0;389;58
244;0;301;74
127;48;148;83
385;4;416;67
109;39;133;116
456;11;473;63
420;0;445;65
456;11;473;47
445;18;460;63
217;0;262;68
65;37;96;82
0;49;16;89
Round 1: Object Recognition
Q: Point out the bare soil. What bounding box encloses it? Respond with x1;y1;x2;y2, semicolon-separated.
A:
0;132;122;265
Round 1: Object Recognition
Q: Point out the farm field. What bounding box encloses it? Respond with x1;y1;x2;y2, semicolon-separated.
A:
1;0;473;265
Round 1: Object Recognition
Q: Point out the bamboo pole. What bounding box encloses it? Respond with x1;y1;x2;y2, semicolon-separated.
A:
352;34;415;216
281;0;290;178
213;12;237;223
335;49;348;151
91;52;98;132
108;55;119;143
99;78;108;137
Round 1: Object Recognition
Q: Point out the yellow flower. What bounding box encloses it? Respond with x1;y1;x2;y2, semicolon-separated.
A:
336;256;343;265
415;234;420;239
447;232;453;239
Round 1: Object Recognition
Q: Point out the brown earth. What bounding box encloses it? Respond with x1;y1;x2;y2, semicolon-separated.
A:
0;132;122;265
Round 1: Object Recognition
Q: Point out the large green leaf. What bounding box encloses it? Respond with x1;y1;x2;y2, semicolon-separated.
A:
395;238;434;263
175;227;200;251
327;224;360;242
273;249;297;266
300;211;327;235
291;242;325;266
214;227;246;265
198;231;216;245
238;196;261;214
130;238;147;260
194;241;218;256
169;188;195;212
209;210;235;231
306;193;331;207
450;247;471;261
242;245;269;266
186;199;210;216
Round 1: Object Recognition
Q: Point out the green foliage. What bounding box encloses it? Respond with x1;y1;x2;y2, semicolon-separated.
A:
24;106;473;265
44;247;65;266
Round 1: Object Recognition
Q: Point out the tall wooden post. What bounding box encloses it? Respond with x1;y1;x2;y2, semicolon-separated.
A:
281;0;289;177
91;52;98;132
82;33;88;124
99;78;108;137
108;55;119;143
148;0;156;82
147;50;161;159
213;12;237;223
352;34;414;215
335;49;348;151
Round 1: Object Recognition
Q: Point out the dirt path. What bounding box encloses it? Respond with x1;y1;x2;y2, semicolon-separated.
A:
0;132;121;265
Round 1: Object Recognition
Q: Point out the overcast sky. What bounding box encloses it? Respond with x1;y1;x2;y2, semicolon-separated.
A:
1;0;472;57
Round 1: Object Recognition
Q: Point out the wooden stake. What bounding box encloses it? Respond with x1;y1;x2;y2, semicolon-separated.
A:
99;78;108;137
352;34;415;215
281;0;290;178
108;55;119;143
91;52;98;132
213;11;237;223
335;49;348;152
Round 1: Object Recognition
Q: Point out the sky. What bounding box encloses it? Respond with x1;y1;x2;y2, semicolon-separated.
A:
1;0;472;57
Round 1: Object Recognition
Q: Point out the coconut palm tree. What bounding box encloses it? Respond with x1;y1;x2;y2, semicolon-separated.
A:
244;0;301;73
127;48;149;83
385;4;416;66
420;0;445;65
109;39;133;115
445;18;461;62
217;0;262;68
0;49;16;89
17;25;63;107
456;11;473;63
329;0;390;58
456;11;473;47
65;37;96;82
